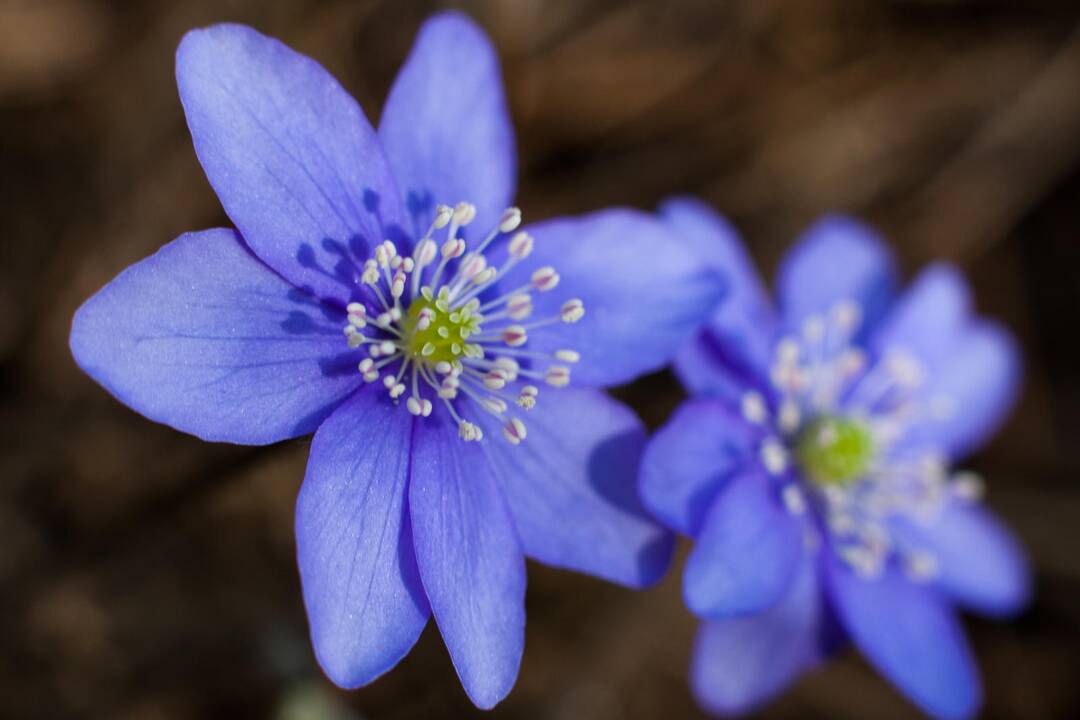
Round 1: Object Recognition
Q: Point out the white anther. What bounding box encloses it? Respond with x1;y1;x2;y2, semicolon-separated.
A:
493;357;520;381
435;361;453;375
389;307;402;321
499;207;522;233
407;397;423;416
503;417;527;445
417;307;435;331
390;255;403;270
483;369;508;390
361;260;380;285
554;349;580;363
359;359;374;373
401;257;415;273
460;253;487;280
545;366;571;387
816;421;838;448
840;349;866;377
485;397;508;414
507;294;532;320
831;300;862;333
904;551;939;582
781;484;807;515
346;333;364;349
362;370;378;382
502;325;528;347
885;349;925;388
741;391;768;425
347;303;367;328
560;298;585;323
414;238;437;267
383;376;396;389
473;267;498;285
441;238;466;259
433;204;454;228
840;546;882;578
517;385;538;409
778;400;801;435
508;231;533;259
828;512;856;535
375;240;397;267
421;399;433;416
951;471;985;502
776;337;801;365
760;439;788;476
453;202;477;226
376;312;392;328
389;383;406;400
391;270;406;298
531;266;560;291
379;340;396;356
459;421;483;442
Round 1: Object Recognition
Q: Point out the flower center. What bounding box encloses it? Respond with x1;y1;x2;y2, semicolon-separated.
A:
795;415;876;487
341;202;583;444
402;289;482;364
738;298;977;581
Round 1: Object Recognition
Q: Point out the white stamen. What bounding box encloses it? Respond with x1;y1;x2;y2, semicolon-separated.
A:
545;366;571;387
453;202;477;226
531;267;560;291
340;200;579;446
499;207;522;233
741;391;768;425
502;325;528;347
760;439;788;476
517;385;538;409
781;484;807;515
432;204;453;229
503;417;527;445
508;232;533;258
560;298;585;323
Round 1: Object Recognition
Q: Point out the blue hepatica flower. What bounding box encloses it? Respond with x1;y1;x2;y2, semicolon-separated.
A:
641;198;1030;719
69;14;723;708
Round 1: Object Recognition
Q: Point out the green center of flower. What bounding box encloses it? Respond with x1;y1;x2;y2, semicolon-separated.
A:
796;415;876;487
403;289;483;364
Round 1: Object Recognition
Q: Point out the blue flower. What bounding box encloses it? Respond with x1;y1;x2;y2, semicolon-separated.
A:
69;15;723;708
640;198;1030;719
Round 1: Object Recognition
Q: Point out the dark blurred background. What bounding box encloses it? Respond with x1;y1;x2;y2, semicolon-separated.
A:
2;0;1078;718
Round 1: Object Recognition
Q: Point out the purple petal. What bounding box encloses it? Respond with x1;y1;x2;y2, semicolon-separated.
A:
517;208;725;387
902;320;1021;460
176;24;406;306
660;197;776;393
379;12;515;238
672;332;753;404
871;263;972;379
639;398;758;537
475;388;673;588
826;554;981;720
776;215;898;337
70;229;362;445
893;501;1030;618
691;554;827;716
409;412;526;709
296;391;429;688
683;469;803;618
